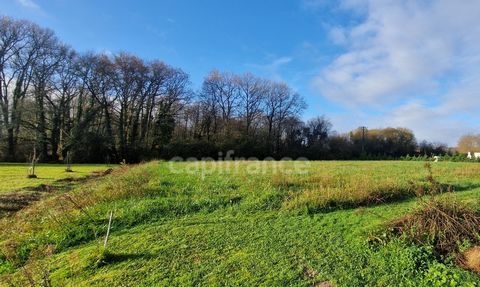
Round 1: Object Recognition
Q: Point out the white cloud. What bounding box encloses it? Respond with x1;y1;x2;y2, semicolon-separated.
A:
313;0;480;145
378;102;469;145
15;0;40;10
246;56;293;81
328;27;347;45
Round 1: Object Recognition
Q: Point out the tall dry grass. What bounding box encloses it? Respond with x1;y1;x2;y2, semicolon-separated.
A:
282;175;413;212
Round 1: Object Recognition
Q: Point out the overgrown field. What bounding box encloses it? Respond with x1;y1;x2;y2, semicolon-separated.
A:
1;161;480;286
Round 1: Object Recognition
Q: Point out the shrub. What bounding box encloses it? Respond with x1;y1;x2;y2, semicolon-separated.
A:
389;198;480;256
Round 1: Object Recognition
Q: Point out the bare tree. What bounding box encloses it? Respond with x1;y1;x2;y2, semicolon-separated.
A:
151;67;190;152
30;27;64;160
50;48;78;160
306;116;332;147
76;53;117;160
0;17;34;160
0;17;356;162
112;53;147;160
201;70;239;136
139;61;170;146
264;81;306;154
237;73;267;137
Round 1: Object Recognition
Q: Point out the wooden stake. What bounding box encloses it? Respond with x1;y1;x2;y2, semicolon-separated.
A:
104;211;113;248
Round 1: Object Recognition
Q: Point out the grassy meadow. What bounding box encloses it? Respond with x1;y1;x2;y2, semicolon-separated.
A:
1;161;480;286
0;163;113;194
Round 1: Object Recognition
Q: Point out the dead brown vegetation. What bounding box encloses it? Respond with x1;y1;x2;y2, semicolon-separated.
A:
390;199;480;256
459;246;480;273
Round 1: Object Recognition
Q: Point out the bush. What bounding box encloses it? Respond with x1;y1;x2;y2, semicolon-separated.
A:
390;198;480;256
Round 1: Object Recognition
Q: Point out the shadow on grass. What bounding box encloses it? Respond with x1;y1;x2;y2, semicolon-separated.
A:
453;182;480;192
94;250;156;268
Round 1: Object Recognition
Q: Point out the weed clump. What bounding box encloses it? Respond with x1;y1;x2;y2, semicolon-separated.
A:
91;248;114;268
412;163;453;197
390;199;480;256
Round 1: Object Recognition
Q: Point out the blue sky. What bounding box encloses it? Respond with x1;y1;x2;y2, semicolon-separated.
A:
1;0;479;145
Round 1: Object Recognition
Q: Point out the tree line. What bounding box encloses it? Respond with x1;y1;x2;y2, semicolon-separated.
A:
1;16;451;163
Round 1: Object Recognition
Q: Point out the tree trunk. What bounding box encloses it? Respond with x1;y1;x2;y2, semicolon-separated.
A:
103;100;117;162
50;108;61;161
35;83;49;161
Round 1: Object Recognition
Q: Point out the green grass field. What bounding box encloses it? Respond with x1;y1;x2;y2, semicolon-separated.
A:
0;163;113;194
1;161;480;286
